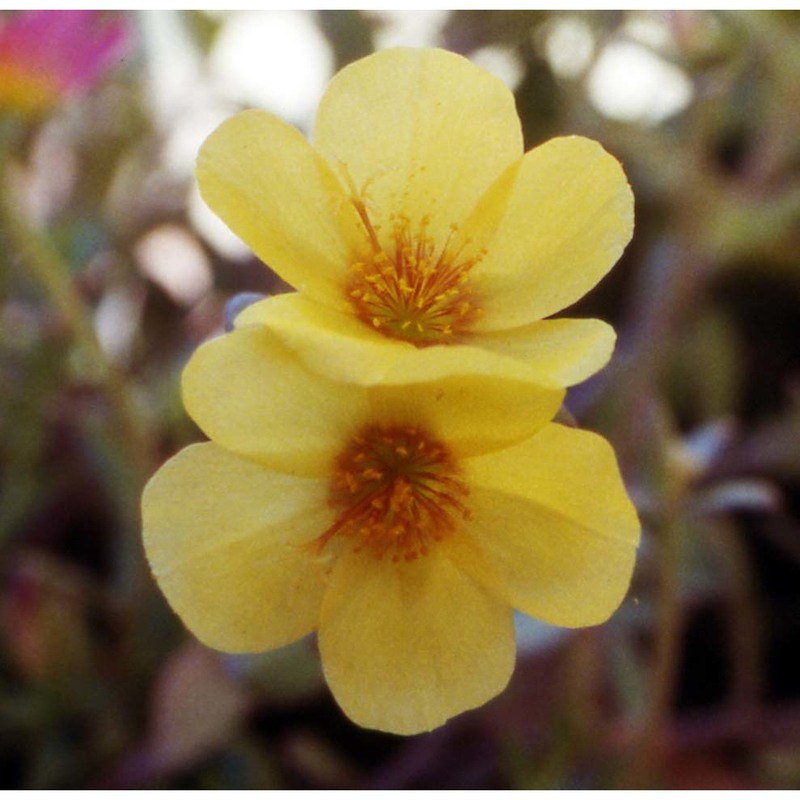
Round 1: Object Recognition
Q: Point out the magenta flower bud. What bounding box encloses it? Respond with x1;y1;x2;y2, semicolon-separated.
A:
0;10;134;115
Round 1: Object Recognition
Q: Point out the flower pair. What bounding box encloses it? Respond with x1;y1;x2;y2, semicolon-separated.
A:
142;47;640;735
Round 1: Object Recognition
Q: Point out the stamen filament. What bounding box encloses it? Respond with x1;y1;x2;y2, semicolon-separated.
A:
346;204;484;346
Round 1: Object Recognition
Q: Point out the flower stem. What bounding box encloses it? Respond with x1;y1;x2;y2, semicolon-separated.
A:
624;488;687;787
0;141;153;604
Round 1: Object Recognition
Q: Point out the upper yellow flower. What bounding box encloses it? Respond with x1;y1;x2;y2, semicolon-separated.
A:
197;47;633;389
142;324;640;735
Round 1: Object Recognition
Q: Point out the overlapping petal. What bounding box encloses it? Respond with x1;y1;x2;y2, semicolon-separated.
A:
462;136;634;329
319;548;515;734
236;294;565;442
142;443;330;652
196;109;358;307
238;266;615;391
314;47;523;249
447;424;640;627
182;325;369;476
468;317;617;387
236;292;558;386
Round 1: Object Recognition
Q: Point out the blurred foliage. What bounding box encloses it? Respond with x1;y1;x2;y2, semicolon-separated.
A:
1;9;800;790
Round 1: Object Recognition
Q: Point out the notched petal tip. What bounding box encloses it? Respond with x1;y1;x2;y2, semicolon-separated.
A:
313;45;524;251
318;551;516;735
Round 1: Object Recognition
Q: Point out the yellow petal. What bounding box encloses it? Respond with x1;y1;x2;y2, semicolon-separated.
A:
463;136;634;329
239;283;611;392
196;109;356;307
142;442;330;652
182;325;369;477
447;424;640;627
473;317;617;386
314;47;522;249
318;549;515;734
238;292;565;394
367;378;560;459
237;293;564;455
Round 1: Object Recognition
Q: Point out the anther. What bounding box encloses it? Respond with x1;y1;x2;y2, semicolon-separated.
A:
346;208;483;346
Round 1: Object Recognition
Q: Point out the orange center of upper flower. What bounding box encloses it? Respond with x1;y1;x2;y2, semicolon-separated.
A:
346;199;484;347
313;424;471;562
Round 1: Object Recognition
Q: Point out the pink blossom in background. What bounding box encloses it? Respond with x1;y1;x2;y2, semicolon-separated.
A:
0;10;133;115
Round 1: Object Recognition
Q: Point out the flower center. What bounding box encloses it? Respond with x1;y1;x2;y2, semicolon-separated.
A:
313;424;471;562
346;200;484;347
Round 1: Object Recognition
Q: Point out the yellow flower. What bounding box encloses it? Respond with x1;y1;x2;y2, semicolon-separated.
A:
142;325;640;735
197;47;634;389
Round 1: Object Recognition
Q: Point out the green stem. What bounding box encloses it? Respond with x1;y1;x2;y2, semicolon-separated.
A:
715;522;763;718
0;142;153;603
624;496;686;787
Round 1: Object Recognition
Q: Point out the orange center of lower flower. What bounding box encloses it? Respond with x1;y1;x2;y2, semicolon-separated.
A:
346;200;484;347
313;424;471;562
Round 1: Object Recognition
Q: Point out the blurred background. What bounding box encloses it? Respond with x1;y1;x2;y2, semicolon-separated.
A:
1;8;799;790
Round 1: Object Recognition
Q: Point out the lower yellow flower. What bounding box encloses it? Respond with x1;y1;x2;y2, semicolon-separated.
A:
142;326;640;735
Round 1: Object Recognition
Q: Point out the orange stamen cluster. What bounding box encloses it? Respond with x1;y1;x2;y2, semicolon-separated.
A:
313;425;471;562
346;200;484;347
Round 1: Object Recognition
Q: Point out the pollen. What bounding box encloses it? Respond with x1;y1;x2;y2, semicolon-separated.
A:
346;199;484;347
313;425;471;562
